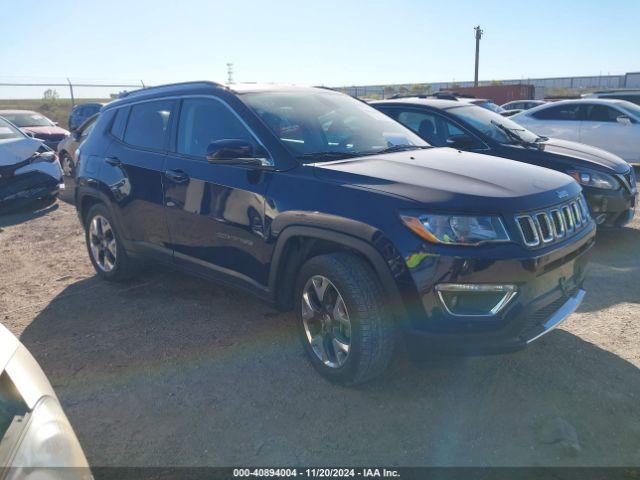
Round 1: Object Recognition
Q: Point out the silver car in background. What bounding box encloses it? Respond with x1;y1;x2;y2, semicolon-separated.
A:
0;324;91;480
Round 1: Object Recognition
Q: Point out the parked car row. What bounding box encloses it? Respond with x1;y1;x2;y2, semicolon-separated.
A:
371;97;637;227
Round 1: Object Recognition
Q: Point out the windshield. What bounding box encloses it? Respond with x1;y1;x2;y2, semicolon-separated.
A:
448;105;540;144
241;90;428;161
0;117;25;140
1;112;53;127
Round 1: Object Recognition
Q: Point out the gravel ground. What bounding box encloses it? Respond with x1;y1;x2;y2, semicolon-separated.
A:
0;181;639;467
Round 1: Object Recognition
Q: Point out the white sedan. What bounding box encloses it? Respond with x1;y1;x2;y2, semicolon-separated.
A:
512;99;640;166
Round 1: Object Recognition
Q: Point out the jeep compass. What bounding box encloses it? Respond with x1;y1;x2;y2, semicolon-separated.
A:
74;82;595;385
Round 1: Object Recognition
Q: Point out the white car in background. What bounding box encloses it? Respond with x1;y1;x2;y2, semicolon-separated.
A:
512;99;640;166
0;323;91;479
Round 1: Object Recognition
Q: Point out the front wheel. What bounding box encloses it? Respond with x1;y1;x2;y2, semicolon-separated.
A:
295;252;396;385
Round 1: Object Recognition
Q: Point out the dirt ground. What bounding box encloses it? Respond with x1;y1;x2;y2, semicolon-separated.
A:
0;180;639;467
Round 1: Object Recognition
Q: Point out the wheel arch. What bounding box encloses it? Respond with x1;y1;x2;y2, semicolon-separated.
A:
269;225;407;316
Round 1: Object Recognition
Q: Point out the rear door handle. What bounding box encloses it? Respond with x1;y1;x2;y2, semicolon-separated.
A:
105;156;122;166
165;169;190;184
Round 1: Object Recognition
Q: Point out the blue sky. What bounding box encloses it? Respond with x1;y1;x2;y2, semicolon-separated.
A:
2;0;639;95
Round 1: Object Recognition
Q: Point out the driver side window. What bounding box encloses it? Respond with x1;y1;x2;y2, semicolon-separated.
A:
395;110;471;147
177;98;256;157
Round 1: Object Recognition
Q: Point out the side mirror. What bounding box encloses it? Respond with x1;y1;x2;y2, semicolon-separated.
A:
206;139;273;168
24;131;35;138
446;134;477;150
617;115;632;126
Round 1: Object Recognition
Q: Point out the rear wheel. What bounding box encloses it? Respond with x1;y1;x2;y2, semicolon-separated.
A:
84;203;138;281
295;252;396;385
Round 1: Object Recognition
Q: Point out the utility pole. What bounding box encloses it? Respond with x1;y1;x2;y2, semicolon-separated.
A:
474;25;483;87
226;63;234;84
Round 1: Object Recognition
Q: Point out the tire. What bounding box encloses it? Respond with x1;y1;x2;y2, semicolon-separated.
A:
295;252;396;385
60;152;75;177
84;203;139;281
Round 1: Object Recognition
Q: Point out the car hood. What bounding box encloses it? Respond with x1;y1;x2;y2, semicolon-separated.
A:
21;125;69;136
312;148;580;213
541;138;630;173
0;137;44;166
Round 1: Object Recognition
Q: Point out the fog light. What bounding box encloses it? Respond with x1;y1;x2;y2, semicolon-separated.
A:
435;284;518;316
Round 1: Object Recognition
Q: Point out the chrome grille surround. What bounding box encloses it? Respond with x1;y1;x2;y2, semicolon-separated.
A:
516;196;590;248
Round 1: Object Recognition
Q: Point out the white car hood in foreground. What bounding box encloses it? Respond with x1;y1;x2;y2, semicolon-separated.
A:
0;137;62;180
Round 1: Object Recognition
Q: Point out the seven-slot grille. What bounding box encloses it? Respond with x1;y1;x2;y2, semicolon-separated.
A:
515;196;590;248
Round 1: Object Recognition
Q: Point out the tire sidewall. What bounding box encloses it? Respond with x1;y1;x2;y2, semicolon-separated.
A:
295;258;368;384
84;204;124;280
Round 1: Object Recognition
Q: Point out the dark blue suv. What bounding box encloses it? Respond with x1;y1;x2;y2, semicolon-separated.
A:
74;82;595;384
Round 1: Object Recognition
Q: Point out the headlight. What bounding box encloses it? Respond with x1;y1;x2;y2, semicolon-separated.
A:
567;170;619;190
400;213;510;246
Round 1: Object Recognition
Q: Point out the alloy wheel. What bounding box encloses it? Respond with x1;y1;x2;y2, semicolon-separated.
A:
301;275;352;368
89;215;117;272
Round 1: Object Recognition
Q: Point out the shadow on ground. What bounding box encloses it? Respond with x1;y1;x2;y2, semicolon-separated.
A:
19;268;640;467
0;199;59;228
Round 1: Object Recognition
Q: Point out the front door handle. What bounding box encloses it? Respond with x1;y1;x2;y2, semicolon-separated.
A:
165;169;190;184
105;156;122;166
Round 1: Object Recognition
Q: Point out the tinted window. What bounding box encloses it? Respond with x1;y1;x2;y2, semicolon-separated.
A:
391;109;475;147
110;107;128;140
123;100;174;150
586;105;622;122
532;104;582;121
177;98;255;157
396;110;449;147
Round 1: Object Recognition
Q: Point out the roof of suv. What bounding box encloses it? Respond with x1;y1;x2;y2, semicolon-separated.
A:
105;81;339;110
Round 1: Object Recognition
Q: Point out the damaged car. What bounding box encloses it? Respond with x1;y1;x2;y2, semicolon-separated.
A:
0;117;64;213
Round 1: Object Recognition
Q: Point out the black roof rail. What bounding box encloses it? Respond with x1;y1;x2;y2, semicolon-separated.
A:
118;80;225;99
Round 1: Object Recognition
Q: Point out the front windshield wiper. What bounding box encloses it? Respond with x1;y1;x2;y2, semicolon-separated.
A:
296;151;364;162
490;120;537;147
375;144;430;154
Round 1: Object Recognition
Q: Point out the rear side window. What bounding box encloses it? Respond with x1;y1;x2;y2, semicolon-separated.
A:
586;105;622;122
124;100;174;150
110;107;129;140
177;98;254;157
532;104;583;121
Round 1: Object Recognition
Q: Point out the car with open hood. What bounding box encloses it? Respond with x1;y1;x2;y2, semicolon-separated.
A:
0;110;70;151
373;97;636;228
74;82;595;384
0;117;63;212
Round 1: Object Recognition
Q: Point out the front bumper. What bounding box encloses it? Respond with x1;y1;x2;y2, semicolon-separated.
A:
584;186;636;228
401;221;595;355
0;171;61;211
